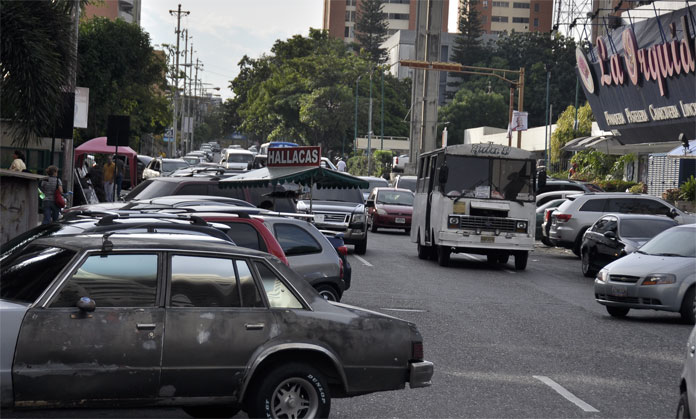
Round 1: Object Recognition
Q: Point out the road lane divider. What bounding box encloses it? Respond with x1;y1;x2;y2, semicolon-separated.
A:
533;375;599;413
353;254;373;267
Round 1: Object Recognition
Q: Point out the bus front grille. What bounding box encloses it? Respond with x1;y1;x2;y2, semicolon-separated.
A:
459;216;517;232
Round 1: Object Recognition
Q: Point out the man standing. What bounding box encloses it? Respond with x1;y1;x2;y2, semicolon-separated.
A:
114;156;125;198
337;158;346;172
103;156;115;202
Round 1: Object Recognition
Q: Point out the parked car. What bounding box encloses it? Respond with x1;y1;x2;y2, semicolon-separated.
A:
540;206;560;246
320;157;338;170
136;155;153;183
65;194;256;216
535;190;584;207
366;188;414;233
535;198;567;240
594;224;696;323
359;176;389;200
393;175;417;192
142;158;190;180
296;185;368;254
537;179;603;195
220;149;254;170
392;154;409;172
0;233;433;417
580;214;678;277
549;192;695;256
678;325;696;418
182;154;207;165
321;230;352;291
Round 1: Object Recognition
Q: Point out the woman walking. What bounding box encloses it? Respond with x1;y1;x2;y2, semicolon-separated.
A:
39;165;63;224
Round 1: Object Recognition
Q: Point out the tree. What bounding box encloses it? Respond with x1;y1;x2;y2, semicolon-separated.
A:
76;17;171;148
355;0;388;63
550;103;592;163
438;90;507;144
0;1;79;146
450;0;485;84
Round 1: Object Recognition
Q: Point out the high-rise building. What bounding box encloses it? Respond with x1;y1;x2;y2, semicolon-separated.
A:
472;0;553;35
323;0;449;43
84;0;142;25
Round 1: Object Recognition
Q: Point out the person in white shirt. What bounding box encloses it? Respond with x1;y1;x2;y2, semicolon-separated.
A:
9;150;26;172
336;158;346;172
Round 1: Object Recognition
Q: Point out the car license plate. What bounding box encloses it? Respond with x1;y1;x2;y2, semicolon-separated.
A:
481;236;494;243
314;214;324;223
611;286;627;297
395;217;405;224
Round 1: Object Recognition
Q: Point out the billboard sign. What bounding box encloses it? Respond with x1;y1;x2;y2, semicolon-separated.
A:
267;146;321;167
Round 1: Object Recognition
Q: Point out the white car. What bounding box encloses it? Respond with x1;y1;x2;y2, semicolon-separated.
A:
142;158;190;180
679;325;696;418
220;149;254;170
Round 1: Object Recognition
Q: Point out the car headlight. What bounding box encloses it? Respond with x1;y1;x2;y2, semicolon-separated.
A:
448;216;460;229
516;221;528;233
597;269;609;282
352;213;365;223
642;273;677;285
376;208;387;215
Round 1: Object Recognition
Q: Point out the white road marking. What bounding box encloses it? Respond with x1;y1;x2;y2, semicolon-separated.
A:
353;254;373;267
533;375;599;413
381;308;428;313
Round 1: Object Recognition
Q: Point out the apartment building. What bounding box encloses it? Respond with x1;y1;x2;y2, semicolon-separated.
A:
473;0;552;34
84;0;141;25
323;0;449;43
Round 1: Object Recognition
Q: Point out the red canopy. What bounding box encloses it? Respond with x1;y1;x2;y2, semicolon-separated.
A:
74;137;138;186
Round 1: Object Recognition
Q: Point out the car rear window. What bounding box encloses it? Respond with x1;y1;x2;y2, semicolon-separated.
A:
620;219;676;238
225;222;266;252
1;246;77;304
396;177;417;192
274;224;322;256
579;199;606;212
125;179;178;200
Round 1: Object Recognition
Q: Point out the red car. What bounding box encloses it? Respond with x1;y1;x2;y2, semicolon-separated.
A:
366;187;414;233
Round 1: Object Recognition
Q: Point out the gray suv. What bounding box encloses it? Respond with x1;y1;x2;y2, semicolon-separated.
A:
549;192;695;256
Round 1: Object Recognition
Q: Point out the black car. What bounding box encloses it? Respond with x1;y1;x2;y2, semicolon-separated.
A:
580;213;678;277
0;233;433;417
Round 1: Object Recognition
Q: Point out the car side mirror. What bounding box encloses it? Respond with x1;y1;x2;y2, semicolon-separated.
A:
77;296;96;312
366;200;375;208
438;164;449;184
603;231;617;240
668;208;679;219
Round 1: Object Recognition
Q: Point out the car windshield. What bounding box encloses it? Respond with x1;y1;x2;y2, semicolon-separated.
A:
163;160;190;172
638;227;696;257
443;156;534;202
0;245;77;304
377;190;414;206
620;219;676;239
226;154;253;163
310;185;363;204
124;179;178;200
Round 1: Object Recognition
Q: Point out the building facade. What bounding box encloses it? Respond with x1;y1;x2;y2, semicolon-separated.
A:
472;0;553;35
323;0;449;43
84;0;142;25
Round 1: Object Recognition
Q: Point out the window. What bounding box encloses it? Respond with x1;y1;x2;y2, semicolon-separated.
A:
225;222;265;252
345;10;355;22
52;254;158;307
534;3;539;11
482;0;488;8
579;199;606;212
236;260;264;307
345;26;351;38
274;224;322;256
481;15;488;23
387;13;409;20
255;262;302;309
512;17;529;23
593;217;617;234
620;219;675;238
513;2;530;8
534;18;539;27
492;1;509;7
634;199;672;216
170;255;241;308
491;16;509;22
1;246;77;304
606;199;642;214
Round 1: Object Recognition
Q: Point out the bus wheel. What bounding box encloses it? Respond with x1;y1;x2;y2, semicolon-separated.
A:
514;251;528;270
437;246;450;267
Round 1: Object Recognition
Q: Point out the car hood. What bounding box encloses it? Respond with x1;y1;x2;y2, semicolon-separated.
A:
604;252;696;276
377;204;412;214
297;200;364;213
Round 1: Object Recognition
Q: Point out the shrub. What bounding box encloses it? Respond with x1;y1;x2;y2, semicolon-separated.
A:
679;176;696;201
594;179;638;192
628;183;645;194
663;188;680;202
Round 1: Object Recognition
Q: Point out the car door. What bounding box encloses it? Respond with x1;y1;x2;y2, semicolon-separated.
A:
160;254;276;399
12;252;164;406
595;216;619;266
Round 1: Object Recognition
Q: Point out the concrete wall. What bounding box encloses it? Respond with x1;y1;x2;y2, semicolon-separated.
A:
0;170;45;244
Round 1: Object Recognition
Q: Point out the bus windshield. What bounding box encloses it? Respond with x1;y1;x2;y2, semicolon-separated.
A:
442;156;534;202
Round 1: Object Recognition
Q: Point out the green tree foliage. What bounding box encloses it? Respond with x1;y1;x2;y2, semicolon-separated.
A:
550;103;592;163
0;0;78;146
438;90;507;144
372;149;394;178
76;17;170;148
450;0;485;86
346;153;368;176
355;0;388;63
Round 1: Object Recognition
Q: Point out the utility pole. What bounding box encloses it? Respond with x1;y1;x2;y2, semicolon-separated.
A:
192;58;200;152
181;30;189;156
169;4;190;157
187;41;194;154
367;72;373;176
63;3;80;202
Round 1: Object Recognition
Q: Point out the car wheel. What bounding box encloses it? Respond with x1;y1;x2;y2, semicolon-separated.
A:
315;284;340;302
680;287;696;325
436;245;450;267
606;306;629;318
182;406;239;418
417;235;429;260
572;228;588;257
677;391;691;419
514;251;528;270
247;363;330;419
581;247;596;278
354;237;367;255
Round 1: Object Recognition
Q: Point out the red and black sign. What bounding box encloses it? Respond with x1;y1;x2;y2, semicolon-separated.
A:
267;146;321;167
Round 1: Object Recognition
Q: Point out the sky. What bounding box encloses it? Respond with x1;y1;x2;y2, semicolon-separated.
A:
141;1;459;101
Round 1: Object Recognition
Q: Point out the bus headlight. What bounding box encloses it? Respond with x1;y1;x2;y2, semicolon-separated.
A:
515;221;528;233
448;216;460;229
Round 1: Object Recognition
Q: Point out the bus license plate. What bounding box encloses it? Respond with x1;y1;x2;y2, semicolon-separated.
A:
314;214;324;223
395;217;405;224
481;236;494;243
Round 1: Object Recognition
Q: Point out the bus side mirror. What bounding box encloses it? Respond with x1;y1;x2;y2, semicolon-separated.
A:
438;165;449;184
538;170;547;190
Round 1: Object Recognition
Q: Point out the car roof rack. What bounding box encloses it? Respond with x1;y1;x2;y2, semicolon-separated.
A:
89;222;232;242
94;212;208;226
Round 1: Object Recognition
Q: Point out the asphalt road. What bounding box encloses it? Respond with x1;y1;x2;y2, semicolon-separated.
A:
5;230;692;418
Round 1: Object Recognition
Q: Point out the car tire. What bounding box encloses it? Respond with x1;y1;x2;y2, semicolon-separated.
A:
606;306;629;318
436;245;450;267
315;284;340;302
417;235;429;260
514;251;528;270
541;236;552;247
581;247;596;278
354;237;367;255
572;228;588;257
247;363;330;419
182;406;239;418
680;287;696;325
677;391;691;419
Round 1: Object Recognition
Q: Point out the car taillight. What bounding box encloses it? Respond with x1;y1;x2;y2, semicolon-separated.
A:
554;213;572;222
544;209;553;222
412;342;424;361
395;157;398;165
337;245;348;256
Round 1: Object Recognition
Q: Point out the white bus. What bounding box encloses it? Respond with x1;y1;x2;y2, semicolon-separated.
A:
410;143;537;270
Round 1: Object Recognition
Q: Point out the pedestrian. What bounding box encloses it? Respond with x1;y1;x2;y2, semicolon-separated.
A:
103;156;116;202
9;150;26;172
39;165;63;224
114;156;125;198
568;162;577;179
337;157;346;172
86;162;106;202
